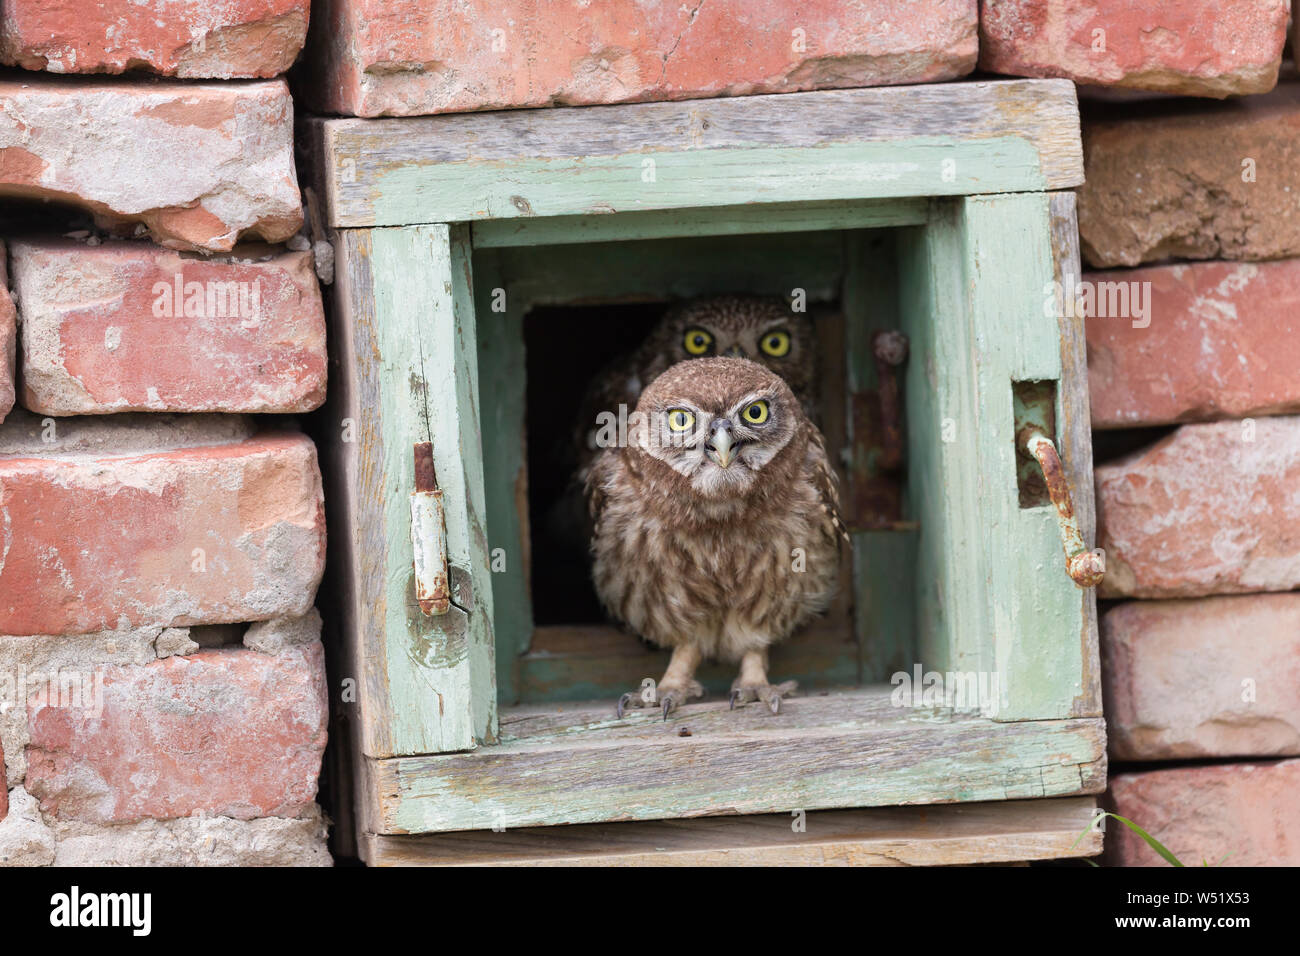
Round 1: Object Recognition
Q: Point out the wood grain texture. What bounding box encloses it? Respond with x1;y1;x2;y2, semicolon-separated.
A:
473;248;531;706
315;80;1083;228
517;624;858;703
843;230;917;683
898;209;979;679
963;195;1092;722
369;687;1105;833
1048;192;1103;720
332;226;497;759
472;199;928;248
362;796;1102;866
898;196;1093;721
493;231;844;307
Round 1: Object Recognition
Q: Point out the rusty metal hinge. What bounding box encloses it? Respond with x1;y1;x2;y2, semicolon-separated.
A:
872;330;909;473
847;329;911;532
410;441;450;615
1018;428;1105;589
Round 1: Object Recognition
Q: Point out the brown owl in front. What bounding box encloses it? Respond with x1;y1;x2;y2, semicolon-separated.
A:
586;357;844;717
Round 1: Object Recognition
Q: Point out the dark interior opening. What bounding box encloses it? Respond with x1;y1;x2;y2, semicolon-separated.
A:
489;227;871;702
523;302;666;625
522;297;849;632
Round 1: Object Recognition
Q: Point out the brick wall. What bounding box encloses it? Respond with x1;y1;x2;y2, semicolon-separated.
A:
980;0;1300;866
3;0;1296;866
0;2;330;866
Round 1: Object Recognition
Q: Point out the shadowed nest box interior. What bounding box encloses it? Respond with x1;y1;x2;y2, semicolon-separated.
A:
310;79;1107;863
497;231;900;705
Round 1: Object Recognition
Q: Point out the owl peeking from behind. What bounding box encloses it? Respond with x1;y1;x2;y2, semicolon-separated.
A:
586;357;844;718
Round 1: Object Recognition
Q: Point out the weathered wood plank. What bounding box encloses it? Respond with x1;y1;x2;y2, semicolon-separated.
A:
369;687;1106;833
317;80;1083;228
898;210;982;678
495;231;844;307
473;248;531;707
1048;191;1103;720
959;195;1090;722
333;226;497;759
472;199;928;248
516;624;858;703
843;229;916;683
897;196;1092;720
316;224;367;851
362;796;1102;866
808;306;859;649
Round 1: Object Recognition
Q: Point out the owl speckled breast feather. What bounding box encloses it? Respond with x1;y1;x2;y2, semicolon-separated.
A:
584;357;845;718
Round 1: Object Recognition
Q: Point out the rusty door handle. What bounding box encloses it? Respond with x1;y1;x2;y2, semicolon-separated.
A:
1018;428;1105;589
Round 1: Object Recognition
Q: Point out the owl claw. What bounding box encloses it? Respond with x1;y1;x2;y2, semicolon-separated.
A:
660;689;690;720
616;680;703;718
729;680;797;715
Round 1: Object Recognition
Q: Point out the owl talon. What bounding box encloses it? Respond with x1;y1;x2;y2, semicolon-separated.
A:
660;688;693;720
729;680;797;716
616;679;703;718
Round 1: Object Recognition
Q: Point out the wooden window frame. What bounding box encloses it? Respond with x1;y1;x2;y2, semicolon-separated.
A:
310;79;1105;851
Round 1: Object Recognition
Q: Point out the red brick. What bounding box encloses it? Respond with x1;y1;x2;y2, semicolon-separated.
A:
11;239;327;415
25;644;327;823
0;0;309;78
305;0;978;118
1077;85;1300;267
1102;596;1300;760
0;79;301;253
0;242;13;424
1107;759;1300;866
1087;259;1300;428
980;0;1287;98
1096;417;1300;598
0;427;325;636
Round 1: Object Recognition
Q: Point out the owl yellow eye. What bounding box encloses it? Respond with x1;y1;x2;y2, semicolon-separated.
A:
741;400;770;425
666;408;696;431
759;330;791;358
683;328;714;356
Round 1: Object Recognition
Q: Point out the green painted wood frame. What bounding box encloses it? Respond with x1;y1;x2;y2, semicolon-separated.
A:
314;79;1102;836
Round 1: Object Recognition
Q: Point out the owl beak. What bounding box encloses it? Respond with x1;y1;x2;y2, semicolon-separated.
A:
706;422;736;469
723;345;746;358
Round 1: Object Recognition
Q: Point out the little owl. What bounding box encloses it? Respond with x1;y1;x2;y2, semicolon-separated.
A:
576;295;815;460
586;357;843;717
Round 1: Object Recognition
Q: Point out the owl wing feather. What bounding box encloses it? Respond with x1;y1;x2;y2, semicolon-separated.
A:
585;446;634;534
806;425;849;546
584;450;609;531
